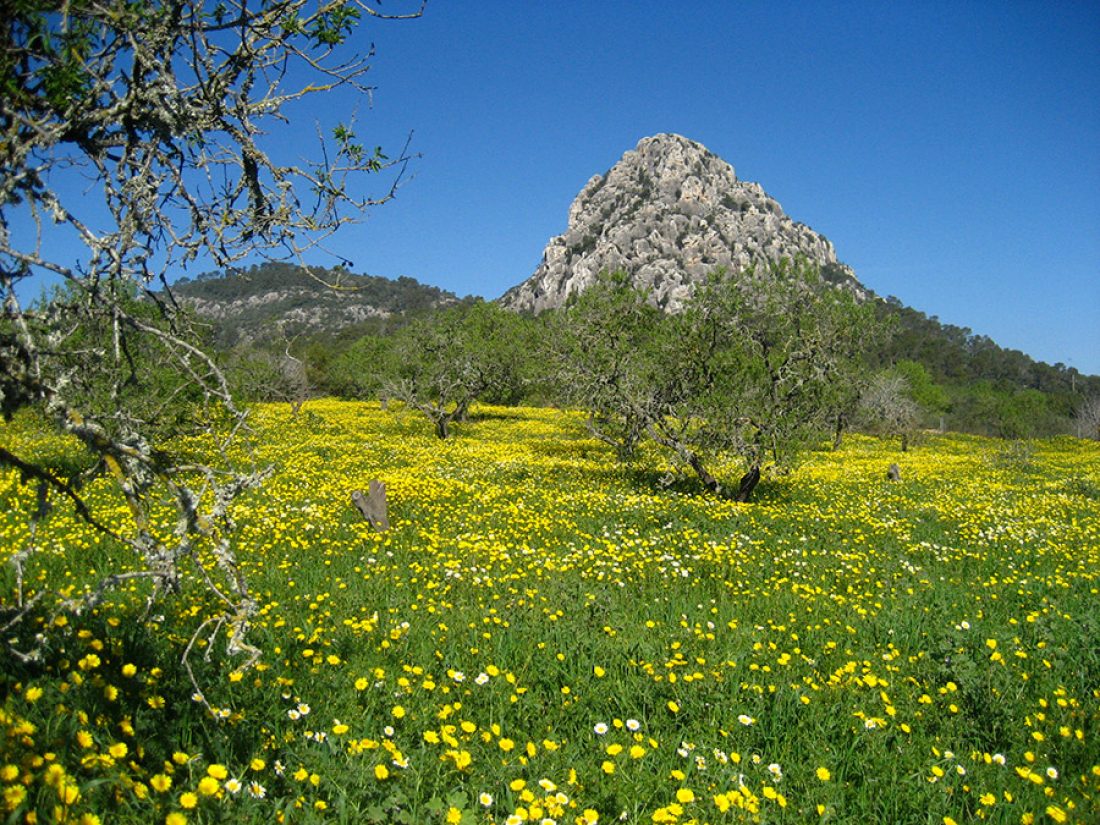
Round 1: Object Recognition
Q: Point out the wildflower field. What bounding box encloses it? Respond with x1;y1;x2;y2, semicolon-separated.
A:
1;400;1098;824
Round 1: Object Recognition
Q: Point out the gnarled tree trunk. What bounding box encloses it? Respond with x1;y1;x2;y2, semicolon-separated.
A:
687;452;722;495
734;466;761;502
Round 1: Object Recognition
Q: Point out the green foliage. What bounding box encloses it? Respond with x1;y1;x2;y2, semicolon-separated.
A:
950;382;1055;440
555;261;882;499
856;361;949;451
385;302;537;438
892;360;949;419
1;1;102;119
323;336;400;400
683;260;880;476
171;262;1098;446
874;298;1098;436
171;265;1098;445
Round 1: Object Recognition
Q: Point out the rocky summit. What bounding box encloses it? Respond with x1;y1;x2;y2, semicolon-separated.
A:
501;133;853;313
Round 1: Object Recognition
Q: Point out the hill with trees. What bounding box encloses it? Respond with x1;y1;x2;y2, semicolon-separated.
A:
868;293;1099;437
172;262;463;348
171;129;1099;441
184;260;1096;441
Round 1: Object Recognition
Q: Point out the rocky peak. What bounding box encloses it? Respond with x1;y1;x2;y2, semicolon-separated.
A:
502;133;853;313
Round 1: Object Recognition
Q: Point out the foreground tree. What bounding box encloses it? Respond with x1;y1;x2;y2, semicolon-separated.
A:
676;261;879;498
1;1;422;675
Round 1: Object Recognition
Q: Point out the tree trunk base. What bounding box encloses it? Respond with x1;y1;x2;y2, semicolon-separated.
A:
351;480;389;531
687;453;722;495
434;417;449;439
734;466;761;502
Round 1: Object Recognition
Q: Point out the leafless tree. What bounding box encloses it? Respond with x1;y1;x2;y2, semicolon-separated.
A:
858;371;919;451
1;0;423;691
227;342;313;412
1076;396;1100;440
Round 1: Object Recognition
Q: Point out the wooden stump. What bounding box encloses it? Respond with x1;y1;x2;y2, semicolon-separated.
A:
734;466;761;502
351;480;389;531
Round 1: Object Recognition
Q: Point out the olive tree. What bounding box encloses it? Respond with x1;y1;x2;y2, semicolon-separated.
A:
550;271;667;460
0;0;423;680
386;301;533;438
675;260;878;498
560;261;879;500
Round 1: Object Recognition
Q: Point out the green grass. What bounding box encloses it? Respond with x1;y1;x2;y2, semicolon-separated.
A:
1;401;1098;824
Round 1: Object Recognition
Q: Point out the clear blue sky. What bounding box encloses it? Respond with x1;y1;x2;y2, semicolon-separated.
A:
330;0;1099;375
17;1;1100;375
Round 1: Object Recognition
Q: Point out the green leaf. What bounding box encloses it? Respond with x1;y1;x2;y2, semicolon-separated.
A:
424;796;446;816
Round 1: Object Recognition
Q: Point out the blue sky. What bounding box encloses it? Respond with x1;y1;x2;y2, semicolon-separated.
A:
332;0;1099;375
17;1;1100;375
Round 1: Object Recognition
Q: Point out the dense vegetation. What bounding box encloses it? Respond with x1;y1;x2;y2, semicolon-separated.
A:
2;402;1097;823
187;262;1100;442
173;263;464;349
871;296;1098;437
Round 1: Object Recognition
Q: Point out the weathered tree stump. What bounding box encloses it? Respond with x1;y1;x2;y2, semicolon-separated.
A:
734;466;761;502
886;463;901;482
351;480;389;531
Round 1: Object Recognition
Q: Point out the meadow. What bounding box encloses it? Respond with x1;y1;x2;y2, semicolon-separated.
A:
1;400;1098;824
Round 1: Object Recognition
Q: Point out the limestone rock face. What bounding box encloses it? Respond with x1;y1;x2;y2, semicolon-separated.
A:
501;133;853;312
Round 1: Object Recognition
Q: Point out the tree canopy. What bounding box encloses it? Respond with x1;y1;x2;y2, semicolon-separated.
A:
553;261;881;500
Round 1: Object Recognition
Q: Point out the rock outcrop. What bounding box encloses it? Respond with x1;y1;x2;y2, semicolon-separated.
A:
502;133;854;312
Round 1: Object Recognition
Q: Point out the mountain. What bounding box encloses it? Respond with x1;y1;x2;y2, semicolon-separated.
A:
171;262;460;348
502;133;856;313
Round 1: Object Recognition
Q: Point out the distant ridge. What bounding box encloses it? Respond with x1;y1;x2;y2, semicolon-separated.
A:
172;263;459;348
502;133;856;313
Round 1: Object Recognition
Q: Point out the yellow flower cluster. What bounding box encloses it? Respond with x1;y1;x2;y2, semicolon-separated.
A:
1;400;1097;823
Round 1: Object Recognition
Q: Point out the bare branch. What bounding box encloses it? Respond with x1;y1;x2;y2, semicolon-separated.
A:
1;1;423;675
